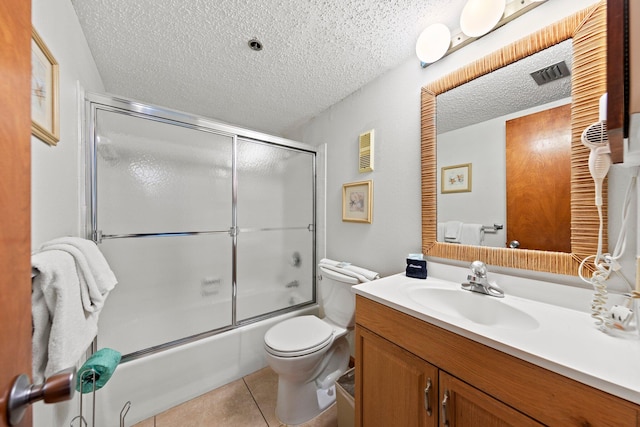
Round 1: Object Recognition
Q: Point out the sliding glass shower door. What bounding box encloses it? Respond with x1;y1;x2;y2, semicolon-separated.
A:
236;139;315;321
86;94;316;359
93;109;234;357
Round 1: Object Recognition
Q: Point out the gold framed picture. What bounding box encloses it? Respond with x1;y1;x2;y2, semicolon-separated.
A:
31;28;60;146
342;180;373;223
441;163;472;194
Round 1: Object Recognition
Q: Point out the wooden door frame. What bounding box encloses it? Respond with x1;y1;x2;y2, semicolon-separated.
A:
0;1;33;426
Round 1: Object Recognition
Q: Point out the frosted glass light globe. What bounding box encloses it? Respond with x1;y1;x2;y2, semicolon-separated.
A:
460;0;506;38
415;23;451;64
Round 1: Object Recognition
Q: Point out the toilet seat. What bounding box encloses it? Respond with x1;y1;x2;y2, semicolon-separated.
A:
264;315;334;357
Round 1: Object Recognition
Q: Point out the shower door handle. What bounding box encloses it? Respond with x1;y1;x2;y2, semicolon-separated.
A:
6;367;76;425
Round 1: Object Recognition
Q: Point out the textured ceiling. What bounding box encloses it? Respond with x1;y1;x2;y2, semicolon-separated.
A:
71;0;472;135
437;39;573;133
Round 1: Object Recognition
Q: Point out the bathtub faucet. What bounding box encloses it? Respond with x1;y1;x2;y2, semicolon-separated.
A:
285;280;300;289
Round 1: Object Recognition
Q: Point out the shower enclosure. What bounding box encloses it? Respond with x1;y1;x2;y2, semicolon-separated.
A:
84;93;317;360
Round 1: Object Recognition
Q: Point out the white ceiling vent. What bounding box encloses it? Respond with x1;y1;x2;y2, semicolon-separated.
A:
359;130;374;173
530;61;571;86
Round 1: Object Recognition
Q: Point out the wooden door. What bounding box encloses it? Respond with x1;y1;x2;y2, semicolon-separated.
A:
0;1;33;426
355;326;438;427
439;372;542;427
506;104;571;252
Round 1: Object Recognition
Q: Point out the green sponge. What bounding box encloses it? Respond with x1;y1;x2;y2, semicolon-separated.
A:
76;348;121;393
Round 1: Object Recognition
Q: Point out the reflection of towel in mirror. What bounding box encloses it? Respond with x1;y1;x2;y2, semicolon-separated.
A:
460;224;484;246
31;237;117;383
444;221;463;243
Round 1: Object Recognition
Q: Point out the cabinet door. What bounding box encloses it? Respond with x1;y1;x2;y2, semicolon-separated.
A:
356;326;438;427
439;372;542;427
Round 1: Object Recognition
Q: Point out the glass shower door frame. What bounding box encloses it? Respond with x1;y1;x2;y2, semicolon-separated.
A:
84;92;318;361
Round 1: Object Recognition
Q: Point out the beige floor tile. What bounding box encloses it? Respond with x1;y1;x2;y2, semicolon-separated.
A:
132;418;155;427
244;367;338;427
244;367;280;426
298;403;337;427
155;379;268;427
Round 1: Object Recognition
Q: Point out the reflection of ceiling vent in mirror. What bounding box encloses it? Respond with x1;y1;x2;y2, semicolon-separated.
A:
359;130;374;173
530;61;571;86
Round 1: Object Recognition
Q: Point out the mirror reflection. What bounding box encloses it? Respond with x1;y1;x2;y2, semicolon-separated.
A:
436;40;573;250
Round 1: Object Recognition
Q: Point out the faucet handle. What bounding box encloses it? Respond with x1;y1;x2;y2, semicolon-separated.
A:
469;261;487;278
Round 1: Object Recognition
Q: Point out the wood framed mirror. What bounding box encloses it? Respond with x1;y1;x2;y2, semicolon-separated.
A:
421;2;606;276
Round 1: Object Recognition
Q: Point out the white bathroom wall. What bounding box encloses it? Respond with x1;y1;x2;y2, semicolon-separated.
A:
31;0;105;248
286;0;631;283
31;0;105;424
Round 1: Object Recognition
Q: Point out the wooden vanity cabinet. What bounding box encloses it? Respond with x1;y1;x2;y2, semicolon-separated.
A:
355;296;640;427
356;325;540;427
438;372;541;426
357;326;438;427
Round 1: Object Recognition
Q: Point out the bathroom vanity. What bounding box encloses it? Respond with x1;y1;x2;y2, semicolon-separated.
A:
353;271;640;426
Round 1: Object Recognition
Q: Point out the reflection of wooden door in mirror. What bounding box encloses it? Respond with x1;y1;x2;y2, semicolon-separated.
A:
506;104;571;252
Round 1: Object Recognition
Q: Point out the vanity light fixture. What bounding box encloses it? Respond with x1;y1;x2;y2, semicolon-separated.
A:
459;0;506;38
416;0;546;68
416;23;452;64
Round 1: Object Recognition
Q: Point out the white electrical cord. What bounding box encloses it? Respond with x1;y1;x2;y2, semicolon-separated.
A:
579;168;638;330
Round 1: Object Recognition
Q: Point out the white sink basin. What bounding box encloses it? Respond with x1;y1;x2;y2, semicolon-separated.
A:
353;271;640;406
407;287;539;331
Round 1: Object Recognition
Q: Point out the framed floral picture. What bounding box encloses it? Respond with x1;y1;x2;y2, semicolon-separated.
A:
441;163;472;194
31;28;60;146
342;180;372;223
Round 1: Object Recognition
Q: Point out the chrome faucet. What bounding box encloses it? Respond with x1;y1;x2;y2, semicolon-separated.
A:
461;261;504;298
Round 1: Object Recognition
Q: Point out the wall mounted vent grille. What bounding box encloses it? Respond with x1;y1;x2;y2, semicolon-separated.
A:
530;61;571;86
359;130;374;173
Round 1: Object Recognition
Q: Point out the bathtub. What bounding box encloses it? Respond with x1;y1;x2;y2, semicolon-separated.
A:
95;302;317;426
34;297;316;427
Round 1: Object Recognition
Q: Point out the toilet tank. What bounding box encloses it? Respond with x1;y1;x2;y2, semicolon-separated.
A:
318;266;360;328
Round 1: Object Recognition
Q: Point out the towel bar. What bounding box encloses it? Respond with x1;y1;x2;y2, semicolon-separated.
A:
481;224;504;234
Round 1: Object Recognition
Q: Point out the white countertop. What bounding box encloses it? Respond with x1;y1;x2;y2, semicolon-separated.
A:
353;267;640;405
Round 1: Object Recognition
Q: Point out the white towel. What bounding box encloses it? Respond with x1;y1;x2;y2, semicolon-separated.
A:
444;221;463;243
460;223;484;246
39;237;117;313
31;237;117;383
437;223;444;242
319;258;380;282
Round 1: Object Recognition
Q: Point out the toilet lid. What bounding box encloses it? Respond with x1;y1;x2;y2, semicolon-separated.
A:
264;315;334;356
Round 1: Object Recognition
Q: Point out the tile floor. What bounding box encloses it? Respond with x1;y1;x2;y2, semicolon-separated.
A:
132;367;338;427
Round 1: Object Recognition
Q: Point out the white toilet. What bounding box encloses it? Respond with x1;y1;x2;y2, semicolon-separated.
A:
264;265;360;425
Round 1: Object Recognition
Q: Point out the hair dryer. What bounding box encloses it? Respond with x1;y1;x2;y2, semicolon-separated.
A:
581;94;611;207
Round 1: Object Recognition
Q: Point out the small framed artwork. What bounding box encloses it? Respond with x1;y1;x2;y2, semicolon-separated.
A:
31;28;60;146
342;180;373;223
441;163;472;194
